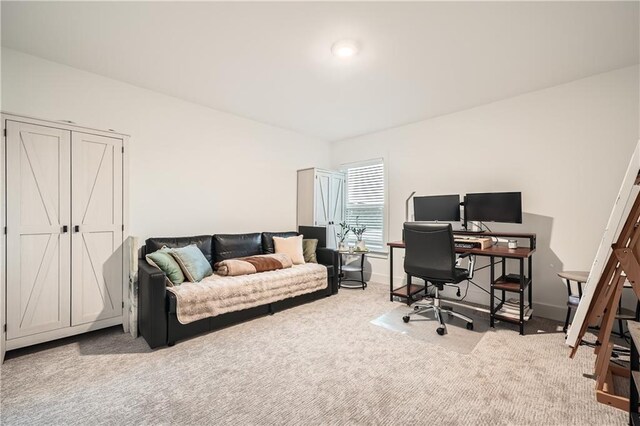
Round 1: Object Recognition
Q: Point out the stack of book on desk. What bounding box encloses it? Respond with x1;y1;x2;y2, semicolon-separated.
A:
496;298;533;321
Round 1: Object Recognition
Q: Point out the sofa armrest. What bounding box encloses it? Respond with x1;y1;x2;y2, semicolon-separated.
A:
316;247;336;266
316;247;339;295
138;260;169;348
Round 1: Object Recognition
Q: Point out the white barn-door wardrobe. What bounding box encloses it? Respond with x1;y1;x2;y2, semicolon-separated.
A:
296;168;346;249
1;114;129;357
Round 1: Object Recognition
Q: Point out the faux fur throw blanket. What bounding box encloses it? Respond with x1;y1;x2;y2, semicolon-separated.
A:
214;253;293;277
167;263;328;324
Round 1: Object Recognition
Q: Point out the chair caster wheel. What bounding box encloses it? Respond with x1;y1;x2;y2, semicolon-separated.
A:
466;322;474;331
414;306;420;311
436;327;445;336
402;316;410;323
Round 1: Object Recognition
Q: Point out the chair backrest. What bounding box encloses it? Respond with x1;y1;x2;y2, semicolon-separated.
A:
403;222;457;282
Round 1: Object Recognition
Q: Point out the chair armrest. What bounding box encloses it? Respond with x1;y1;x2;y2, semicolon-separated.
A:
138;260;169;348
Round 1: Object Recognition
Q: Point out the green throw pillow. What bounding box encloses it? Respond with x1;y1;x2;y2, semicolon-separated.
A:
170;244;213;282
302;239;318;263
146;247;185;286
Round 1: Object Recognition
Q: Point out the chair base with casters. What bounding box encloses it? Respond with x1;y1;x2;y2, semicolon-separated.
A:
402;283;474;335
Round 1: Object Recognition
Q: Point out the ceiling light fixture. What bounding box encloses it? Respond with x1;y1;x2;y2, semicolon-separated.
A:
331;40;359;58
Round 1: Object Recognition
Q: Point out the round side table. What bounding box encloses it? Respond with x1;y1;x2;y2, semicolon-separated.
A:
338;251;367;290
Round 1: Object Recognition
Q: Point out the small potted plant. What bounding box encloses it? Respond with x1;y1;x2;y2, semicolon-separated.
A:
350;217;367;251
336;221;350;251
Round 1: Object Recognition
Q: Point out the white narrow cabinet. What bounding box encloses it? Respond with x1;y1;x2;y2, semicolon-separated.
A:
2;114;129;352
296;168;345;248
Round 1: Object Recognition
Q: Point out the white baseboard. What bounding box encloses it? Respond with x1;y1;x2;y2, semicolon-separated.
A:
6;316;123;351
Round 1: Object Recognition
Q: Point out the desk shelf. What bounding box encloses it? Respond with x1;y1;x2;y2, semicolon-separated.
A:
488;252;533;335
494;310;533;324
493;277;532;292
391;284;425;300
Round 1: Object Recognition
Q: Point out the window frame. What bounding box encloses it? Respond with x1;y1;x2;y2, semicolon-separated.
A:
340;158;388;256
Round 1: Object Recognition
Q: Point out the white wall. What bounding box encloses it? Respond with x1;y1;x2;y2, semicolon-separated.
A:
331;66;639;321
2;46;638;323
1;48;331;241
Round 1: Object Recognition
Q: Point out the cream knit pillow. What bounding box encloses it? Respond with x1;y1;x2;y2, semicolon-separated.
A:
273;235;305;265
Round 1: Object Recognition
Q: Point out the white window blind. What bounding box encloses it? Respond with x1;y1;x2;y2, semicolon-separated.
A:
343;160;385;252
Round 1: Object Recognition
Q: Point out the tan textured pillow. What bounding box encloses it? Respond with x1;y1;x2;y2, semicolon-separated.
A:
273;235;305;265
302;239;318;263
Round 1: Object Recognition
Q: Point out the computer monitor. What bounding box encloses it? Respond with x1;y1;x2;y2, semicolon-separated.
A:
464;192;522;224
413;194;461;222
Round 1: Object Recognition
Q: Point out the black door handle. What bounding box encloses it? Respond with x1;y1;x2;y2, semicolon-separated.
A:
74;225;80;233
62;225;68;233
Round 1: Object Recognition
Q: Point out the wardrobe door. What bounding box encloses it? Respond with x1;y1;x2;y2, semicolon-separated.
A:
329;172;345;225
6;121;71;339
314;171;331;226
71;132;123;325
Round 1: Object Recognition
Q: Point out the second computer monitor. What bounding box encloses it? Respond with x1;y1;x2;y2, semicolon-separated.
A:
464;192;522;224
413;194;461;222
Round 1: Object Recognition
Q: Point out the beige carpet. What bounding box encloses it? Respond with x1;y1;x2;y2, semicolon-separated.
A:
0;282;628;425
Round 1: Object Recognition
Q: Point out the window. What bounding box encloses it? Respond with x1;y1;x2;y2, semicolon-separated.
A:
342;159;386;253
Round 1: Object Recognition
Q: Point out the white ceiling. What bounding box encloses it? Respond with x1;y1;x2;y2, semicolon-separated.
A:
2;2;638;141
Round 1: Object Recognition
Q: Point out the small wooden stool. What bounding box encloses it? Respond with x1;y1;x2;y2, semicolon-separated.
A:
559;270;639;335
558;270;589;333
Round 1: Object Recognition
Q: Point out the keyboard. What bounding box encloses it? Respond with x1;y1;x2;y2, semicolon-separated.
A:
455;242;475;249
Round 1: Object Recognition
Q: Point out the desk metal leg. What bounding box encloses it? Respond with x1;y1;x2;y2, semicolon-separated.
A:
528;256;533;312
490;256;495;328
389;247;394;302
519;258;525;335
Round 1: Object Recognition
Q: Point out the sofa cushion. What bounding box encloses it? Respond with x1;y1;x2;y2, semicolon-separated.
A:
170;244;213;282
146;247;185;286
213;233;262;262
302;239;318;263
146;235;213;265
261;231;299;254
274;235;305;265
214;253;293;277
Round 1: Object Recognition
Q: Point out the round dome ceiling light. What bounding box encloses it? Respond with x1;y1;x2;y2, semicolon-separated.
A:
331;40;359;58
